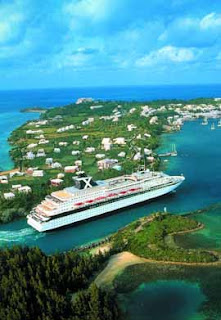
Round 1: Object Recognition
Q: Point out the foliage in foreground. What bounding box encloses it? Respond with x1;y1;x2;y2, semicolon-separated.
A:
0;246;120;320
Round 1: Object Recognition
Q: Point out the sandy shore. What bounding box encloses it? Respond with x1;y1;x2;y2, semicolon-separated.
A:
95;250;221;288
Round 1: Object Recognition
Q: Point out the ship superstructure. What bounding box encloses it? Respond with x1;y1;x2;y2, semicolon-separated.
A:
27;170;185;232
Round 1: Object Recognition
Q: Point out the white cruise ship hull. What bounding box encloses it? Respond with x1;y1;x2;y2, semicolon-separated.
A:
27;180;183;232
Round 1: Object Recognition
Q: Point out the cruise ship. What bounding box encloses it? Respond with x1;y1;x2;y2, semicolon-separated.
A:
27;170;185;232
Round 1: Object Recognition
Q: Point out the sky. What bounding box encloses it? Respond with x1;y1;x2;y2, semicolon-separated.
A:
1;0;221;89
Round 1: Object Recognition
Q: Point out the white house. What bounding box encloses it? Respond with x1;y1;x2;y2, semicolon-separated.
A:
97;158;118;170
32;170;44;177
95;153;105;159
18;186;32;193
82;135;89;140
54;148;61;153
26;151;35;160
85;147;95;153
133;152;142;161
12;184;22;190
73;140;80;145
59;142;68;146
113;137;126;145
51;162;62;169
149;116;158;125
75;160;82;167
4;192;15;200
45;158;53;165
27;143;38;149
36;149;46;157
144;148;152;156
118;151;126;158
72;150;80;156
39;139;49;145
102;138;112;151
127;124;137;132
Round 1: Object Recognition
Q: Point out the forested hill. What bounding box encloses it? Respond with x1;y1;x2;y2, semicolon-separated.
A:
0;246;120;320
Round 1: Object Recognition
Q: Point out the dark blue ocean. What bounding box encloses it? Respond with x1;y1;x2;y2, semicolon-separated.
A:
1;84;221;113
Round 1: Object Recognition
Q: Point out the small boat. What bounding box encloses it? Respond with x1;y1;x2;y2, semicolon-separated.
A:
218;120;221;127
211;123;215;130
170;144;177;157
201;117;208;125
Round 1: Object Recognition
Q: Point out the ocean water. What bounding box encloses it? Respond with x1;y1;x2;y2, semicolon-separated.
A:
175;203;221;251
121;280;205;320
0;119;221;253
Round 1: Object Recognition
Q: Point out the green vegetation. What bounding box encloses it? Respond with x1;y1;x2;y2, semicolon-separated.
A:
0;246;120;320
112;213;217;263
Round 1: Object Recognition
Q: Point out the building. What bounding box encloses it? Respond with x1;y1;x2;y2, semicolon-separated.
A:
102;138;112;151
26;151;35;160
85;147;95;153
4;192;15;200
32;170;44;177
64;166;78;173
97;158;118;170
51;162;62;169
45;158;53;165
113;137;126;145
50;178;63;186
18;186;32;193
54;148;61;153
36;149;46;157
72;150;80;156
95;153;105;159
118;151;126;158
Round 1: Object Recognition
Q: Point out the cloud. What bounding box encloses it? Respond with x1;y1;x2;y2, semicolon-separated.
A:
136;46;198;67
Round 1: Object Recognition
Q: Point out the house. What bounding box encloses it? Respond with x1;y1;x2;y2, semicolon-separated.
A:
144;133;151;138
73;140;80;145
113;137;126;145
51;162;62;169
27;143;38;149
18;186;32;193
12;184;22;190
4;192;15;200
59;142;68;146
82;135;89;140
57;173;65;179
129;108;136;114
0;176;8;184
133;152;142;161
97;158;118;170
75;160;82;167
38;139;49;144
144;148;152;155
64;166;78;173
26;168;34;175
36;149;46;157
127;124;137;132
95;154;105;159
32;170;44;177
102;138;112;151
45;158;53;165
26;151;35;160
149;116;158;125
72;150;80;156
118;151;126;158
85;147;95;153
147;156;155;162
50;178;63;186
54;148;61;153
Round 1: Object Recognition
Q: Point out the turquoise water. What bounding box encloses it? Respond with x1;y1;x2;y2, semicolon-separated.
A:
0;111;39;170
175;203;221;250
121;280;205;320
0;119;221;253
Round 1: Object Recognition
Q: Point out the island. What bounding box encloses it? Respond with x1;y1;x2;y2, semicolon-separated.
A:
0;97;221;224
